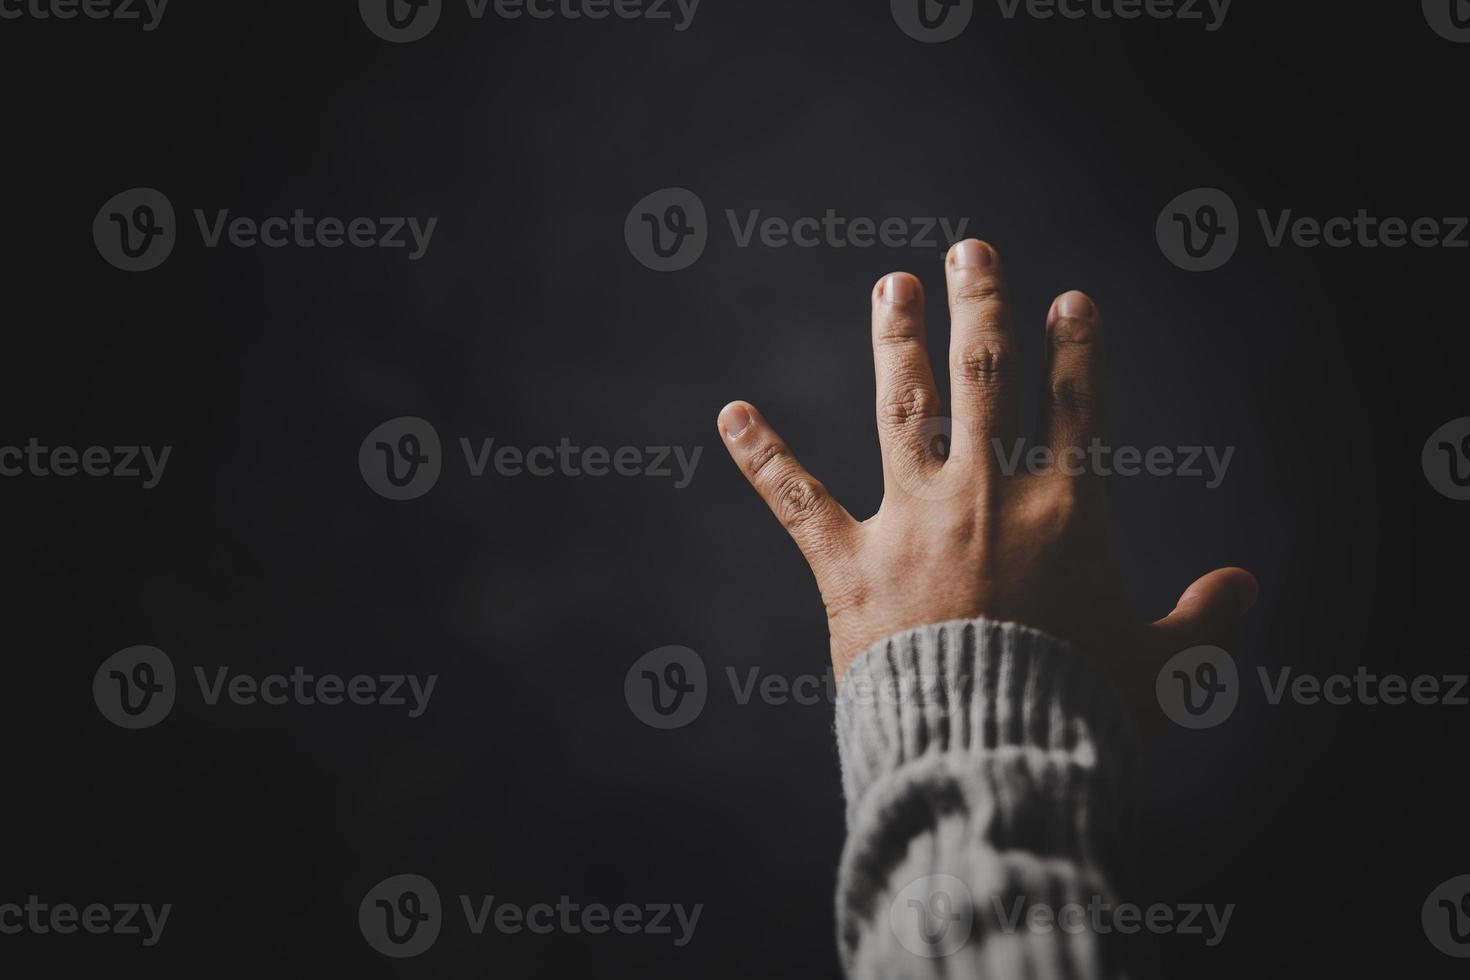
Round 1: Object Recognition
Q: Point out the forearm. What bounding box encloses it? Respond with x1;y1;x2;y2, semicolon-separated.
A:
715;241;1255;977
834;618;1138;979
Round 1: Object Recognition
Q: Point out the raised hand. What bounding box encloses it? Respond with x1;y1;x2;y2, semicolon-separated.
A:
717;239;1256;693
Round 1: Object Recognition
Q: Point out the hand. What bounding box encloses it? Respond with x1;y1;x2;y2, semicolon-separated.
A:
717;239;1257;693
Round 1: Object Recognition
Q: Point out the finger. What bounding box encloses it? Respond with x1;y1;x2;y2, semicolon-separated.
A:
872;273;944;479
945;239;1017;467
1149;567;1259;653
717;401;859;580
1039;290;1107;462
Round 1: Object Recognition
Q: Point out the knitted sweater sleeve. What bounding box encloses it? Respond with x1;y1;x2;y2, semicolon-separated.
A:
833;618;1139;979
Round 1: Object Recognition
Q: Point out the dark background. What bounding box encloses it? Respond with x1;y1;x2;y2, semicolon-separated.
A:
2;1;1467;975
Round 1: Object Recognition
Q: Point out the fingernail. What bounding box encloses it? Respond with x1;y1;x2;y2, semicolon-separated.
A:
949;240;992;270
1056;291;1093;318
722;403;753;440
883;274;917;305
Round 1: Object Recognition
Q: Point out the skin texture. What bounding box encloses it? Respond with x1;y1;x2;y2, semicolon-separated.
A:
717;239;1257;705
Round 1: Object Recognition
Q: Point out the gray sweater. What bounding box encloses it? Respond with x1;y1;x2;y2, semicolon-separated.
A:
835;618;1139;979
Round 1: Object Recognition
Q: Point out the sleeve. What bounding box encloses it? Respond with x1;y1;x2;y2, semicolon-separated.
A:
833;618;1141;980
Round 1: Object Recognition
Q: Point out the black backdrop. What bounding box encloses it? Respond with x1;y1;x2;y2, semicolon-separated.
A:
3;1;1468;976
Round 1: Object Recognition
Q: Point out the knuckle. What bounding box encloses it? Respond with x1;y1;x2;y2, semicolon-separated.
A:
958;344;1013;388
931;510;980;550
951;276;1005;306
745;441;788;483
1049;313;1101;349
879;383;937;429
1048;376;1103;420
775;474;827;532
1023;481;1084;534
875;312;925;346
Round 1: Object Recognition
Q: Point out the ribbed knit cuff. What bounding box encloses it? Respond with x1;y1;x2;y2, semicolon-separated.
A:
833;619;1141;977
834;618;1135;829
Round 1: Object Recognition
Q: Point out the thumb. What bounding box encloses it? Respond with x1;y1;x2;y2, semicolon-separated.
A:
1150;567;1259;653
